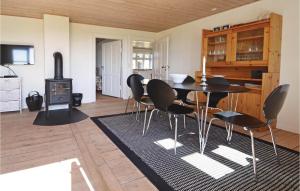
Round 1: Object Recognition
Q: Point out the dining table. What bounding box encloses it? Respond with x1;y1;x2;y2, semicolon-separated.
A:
142;79;250;154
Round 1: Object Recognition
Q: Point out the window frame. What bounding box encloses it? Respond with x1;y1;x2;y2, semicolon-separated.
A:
132;48;153;70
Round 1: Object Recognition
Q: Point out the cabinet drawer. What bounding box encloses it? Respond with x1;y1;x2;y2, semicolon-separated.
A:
0;78;20;90
0;101;20;112
0;90;20;101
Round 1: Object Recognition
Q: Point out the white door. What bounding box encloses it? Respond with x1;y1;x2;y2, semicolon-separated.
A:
102;40;122;97
153;36;169;80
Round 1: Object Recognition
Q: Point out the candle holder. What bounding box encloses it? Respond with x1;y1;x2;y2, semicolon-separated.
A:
200;56;207;86
200;74;208;86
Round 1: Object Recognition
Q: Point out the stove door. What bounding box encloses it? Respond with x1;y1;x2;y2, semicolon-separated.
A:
49;81;71;104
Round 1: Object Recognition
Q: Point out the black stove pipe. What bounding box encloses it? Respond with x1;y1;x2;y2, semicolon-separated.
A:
53;52;63;80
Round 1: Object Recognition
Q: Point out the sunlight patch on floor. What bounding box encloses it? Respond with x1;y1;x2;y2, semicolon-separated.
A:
0;158;94;191
182;153;234;179
212;145;259;166
154;138;183;150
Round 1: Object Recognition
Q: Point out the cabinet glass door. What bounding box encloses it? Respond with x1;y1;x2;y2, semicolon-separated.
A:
207;35;227;63
236;28;264;61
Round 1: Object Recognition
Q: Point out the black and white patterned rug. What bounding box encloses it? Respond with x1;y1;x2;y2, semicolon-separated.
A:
91;113;299;191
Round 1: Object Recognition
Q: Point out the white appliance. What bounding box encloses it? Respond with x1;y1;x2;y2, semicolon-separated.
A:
0;77;22;113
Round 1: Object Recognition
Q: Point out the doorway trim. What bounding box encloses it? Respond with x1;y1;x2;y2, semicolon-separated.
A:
92;34;156;101
92;34;128;100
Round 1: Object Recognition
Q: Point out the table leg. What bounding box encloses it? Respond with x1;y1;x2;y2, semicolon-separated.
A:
198;92;211;154
195;91;202;151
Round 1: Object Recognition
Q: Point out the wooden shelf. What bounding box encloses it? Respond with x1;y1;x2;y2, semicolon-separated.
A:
246;86;262;90
207;54;226;56
236;51;263;54
245;86;262;94
208;42;226;45
205;75;262;82
222;77;262;82
237;35;264;41
207;62;268;67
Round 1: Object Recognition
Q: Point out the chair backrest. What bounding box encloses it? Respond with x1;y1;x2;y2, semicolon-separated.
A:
177;76;195;102
127;74;144;88
206;77;230;108
147;79;175;111
129;75;144;102
207;77;230;86
263;84;290;121
183;75;195;84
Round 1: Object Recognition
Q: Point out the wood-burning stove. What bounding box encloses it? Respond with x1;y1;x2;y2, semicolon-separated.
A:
45;52;72;118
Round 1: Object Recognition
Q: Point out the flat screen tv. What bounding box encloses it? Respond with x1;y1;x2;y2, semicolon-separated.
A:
0;44;35;65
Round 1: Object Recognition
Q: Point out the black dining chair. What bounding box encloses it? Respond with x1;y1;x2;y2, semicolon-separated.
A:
203;77;230;109
207;84;290;179
175;75;196;105
146;79;198;154
129;75;154;132
125;74;144;113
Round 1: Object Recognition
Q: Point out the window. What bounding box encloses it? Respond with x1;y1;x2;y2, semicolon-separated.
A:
132;48;153;70
12;48;34;65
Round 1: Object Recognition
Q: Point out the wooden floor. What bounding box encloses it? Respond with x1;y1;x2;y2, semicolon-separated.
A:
0;95;299;191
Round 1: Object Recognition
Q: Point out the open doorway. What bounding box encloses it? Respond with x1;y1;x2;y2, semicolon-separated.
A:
96;38;122;99
132;40;154;79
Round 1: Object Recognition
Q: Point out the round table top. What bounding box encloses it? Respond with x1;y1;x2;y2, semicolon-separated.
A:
142;79;249;93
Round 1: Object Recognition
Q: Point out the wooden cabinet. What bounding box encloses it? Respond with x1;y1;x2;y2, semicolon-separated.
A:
203;32;229;67
196;13;282;129
204;32;231;65
203;20;271;67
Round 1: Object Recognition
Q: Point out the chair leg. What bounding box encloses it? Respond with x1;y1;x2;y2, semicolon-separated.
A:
193;112;199;125
202;118;217;151
227;125;234;143
249;130;257;179
135;102;139;121
142;106;148;135
145;109;157;136
225;122;229;138
136;102;141;121
153;110;159;121
174;115;178;155
125;96;131;113
168;114;173;130
183;115;186;129
268;124;280;164
132;101;136;115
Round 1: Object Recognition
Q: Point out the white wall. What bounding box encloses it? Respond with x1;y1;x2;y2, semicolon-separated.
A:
0;16;45;107
1;15;155;108
157;0;300;133
70;23;155;103
44;15;70;78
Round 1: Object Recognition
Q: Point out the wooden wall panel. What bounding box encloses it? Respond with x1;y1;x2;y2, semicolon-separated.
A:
260;73;280;119
1;0;259;32
268;13;282;73
263;27;270;61
236;92;261;117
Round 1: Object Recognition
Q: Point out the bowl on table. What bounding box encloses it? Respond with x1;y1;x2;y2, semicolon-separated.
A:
169;74;188;84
